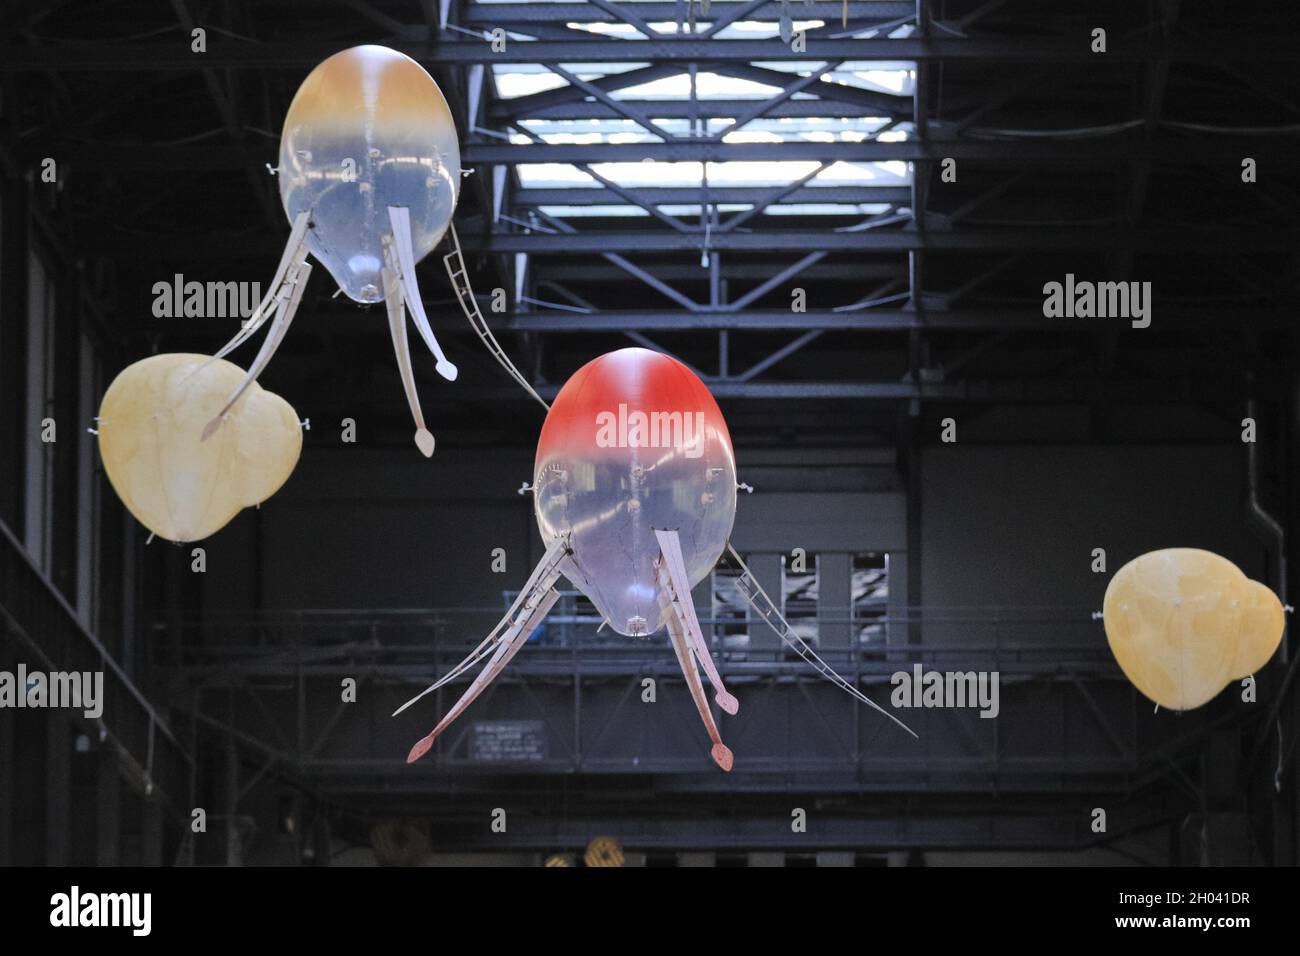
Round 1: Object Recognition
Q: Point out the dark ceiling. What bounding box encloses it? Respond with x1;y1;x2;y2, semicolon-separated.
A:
2;0;1298;451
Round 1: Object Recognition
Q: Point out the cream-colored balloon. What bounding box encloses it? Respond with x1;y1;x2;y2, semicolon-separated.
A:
1230;579;1286;679
98;353;302;542
1103;549;1247;710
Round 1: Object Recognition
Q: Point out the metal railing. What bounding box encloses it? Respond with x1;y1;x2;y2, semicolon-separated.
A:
148;597;1113;679
0;520;191;810
145;601;1254;789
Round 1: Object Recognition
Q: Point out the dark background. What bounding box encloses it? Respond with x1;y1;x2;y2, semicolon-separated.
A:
0;0;1297;866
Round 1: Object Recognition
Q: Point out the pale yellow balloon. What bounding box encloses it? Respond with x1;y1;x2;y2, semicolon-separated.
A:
1229;579;1286;679
98;353;302;543
1103;549;1247;710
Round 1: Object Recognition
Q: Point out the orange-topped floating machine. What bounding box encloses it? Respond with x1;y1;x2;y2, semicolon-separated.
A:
201;45;545;458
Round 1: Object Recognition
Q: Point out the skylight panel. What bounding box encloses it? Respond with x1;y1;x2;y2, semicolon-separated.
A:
517;164;597;188
491;61;650;98
612;72;784;100
516;157;911;191
566;20;690;36
766;202;894;216
492;70;569;99
535;201;894;219
752;62;915;96
713;19;826;39
482;10;917;207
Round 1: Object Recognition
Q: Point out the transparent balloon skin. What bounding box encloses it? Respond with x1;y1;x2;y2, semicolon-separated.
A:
533;349;738;638
277;45;461;304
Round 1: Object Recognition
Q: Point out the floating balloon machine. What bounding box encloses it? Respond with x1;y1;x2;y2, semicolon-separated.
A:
96;45;548;543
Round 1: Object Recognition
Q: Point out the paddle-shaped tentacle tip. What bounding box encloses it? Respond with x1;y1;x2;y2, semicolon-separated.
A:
711;743;734;772
407;734;435;764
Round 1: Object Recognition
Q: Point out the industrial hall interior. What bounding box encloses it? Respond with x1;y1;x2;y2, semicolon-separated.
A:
1;0;1298;869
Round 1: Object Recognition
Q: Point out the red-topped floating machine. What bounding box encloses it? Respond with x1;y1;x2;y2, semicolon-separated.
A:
395;348;917;770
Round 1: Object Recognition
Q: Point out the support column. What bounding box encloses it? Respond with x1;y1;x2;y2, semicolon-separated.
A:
96;747;120;866
887;551;910;652
23;249;50;569
225;732;242;866
0;660;13;865
745;553;783;653
121;510;137;678
44;716;70;865
817;552;851;650
0;177;31;531
75;333;97;628
906;0;928;657
141;798;164;866
1284;366;1300;865
905;422;924;650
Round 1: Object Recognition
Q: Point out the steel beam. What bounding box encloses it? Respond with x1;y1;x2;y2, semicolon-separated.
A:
477;227;1297;253
726;251;826;310
430;377;1264;403
540;261;906;281
513;185;911;206
463;139;1292;164
423;812;1156;851
495;99;895;120
463;2;915;24
33;138;1297;170
491;63;681;118
541;63;676;140
716;165;833;231
713;61;846;138
710;62;906;113
3;37;1296;70
82;222;1297;257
